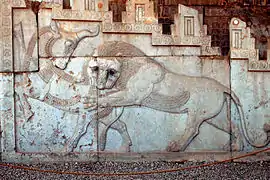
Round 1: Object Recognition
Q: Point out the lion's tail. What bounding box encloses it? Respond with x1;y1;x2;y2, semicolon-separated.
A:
225;88;270;148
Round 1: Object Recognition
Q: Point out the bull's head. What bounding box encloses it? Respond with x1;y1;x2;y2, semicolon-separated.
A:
49;21;100;70
87;57;121;89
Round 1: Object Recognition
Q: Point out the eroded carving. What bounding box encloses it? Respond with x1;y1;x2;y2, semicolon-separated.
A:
87;41;270;151
14;22;132;152
13;9;38;72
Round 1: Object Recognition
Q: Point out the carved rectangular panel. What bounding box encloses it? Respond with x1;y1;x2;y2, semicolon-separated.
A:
184;16;194;36
232;29;242;49
13;9;38;72
85;0;95;10
0;74;15;154
135;4;145;22
0;4;13;72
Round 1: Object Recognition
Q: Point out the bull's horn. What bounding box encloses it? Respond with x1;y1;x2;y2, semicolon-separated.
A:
76;24;100;39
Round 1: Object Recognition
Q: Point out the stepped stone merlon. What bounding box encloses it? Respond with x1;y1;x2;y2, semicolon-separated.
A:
230;18;255;50
122;0;158;24
229;18;258;60
229;17;270;71
168;4;212;47
172;4;203;38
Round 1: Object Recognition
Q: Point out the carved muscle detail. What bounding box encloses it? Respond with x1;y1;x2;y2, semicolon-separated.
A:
141;91;190;112
91;41;270;151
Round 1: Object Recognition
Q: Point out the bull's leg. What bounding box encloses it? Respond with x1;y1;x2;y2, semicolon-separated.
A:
39;75;55;101
98;108;124;151
98;107;131;152
15;88;34;120
66;113;94;152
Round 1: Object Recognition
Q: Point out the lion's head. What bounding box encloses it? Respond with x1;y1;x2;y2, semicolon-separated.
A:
87;57;121;89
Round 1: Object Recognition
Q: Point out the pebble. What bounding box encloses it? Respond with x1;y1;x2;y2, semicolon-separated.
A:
0;161;269;180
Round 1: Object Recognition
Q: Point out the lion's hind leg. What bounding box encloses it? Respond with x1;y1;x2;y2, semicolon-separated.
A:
166;109;201;152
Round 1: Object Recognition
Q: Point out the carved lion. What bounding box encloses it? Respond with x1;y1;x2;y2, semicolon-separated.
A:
86;41;270;151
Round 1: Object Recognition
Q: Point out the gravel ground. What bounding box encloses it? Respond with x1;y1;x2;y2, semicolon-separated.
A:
0;161;269;180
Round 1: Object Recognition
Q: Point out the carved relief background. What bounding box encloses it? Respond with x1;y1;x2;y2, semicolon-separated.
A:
0;1;269;162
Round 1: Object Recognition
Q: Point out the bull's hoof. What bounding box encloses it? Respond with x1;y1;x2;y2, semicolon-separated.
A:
166;141;181;152
25;111;34;121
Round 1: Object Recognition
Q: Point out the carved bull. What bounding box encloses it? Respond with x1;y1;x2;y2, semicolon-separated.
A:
14;23;132;152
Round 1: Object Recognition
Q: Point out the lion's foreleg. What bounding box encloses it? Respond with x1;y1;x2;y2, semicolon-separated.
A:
98;83;155;108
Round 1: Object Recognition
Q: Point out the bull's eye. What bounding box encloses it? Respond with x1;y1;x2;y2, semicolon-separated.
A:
64;40;75;56
108;69;116;76
91;66;99;72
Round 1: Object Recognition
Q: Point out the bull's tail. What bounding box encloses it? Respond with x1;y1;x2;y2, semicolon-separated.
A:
227;89;270;148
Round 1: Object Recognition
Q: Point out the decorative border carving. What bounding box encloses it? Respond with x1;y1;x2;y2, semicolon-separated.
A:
152;34;174;45
52;5;112;22
103;23;162;34
50;3;220;56
0;0;26;72
1;3;12;72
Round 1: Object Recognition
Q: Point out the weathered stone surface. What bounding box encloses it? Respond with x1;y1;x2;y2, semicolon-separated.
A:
231;60;270;150
14;57;98;153
13;9;38;72
103;55;231;152
0;2;269;163
0;0;27;72
0;74;15;152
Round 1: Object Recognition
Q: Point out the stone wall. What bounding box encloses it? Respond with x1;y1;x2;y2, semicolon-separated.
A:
0;0;269;163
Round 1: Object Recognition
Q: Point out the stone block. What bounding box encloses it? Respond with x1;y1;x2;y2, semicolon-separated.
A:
94;53;231;152
231;60;270;151
14;57;99;153
13;9;38;72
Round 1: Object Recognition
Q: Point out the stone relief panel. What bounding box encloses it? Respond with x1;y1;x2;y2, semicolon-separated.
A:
229;17;270;151
0;74;15;153
13;9;38;72
0;0;27;72
14;57;100;153
85;41;269;152
100;54;232;152
1;1;270;162
231;60;270;150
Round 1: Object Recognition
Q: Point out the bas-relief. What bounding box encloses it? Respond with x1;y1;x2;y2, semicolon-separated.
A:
231;61;270;150
84;41;269;152
13;9;38;72
0;2;270;162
